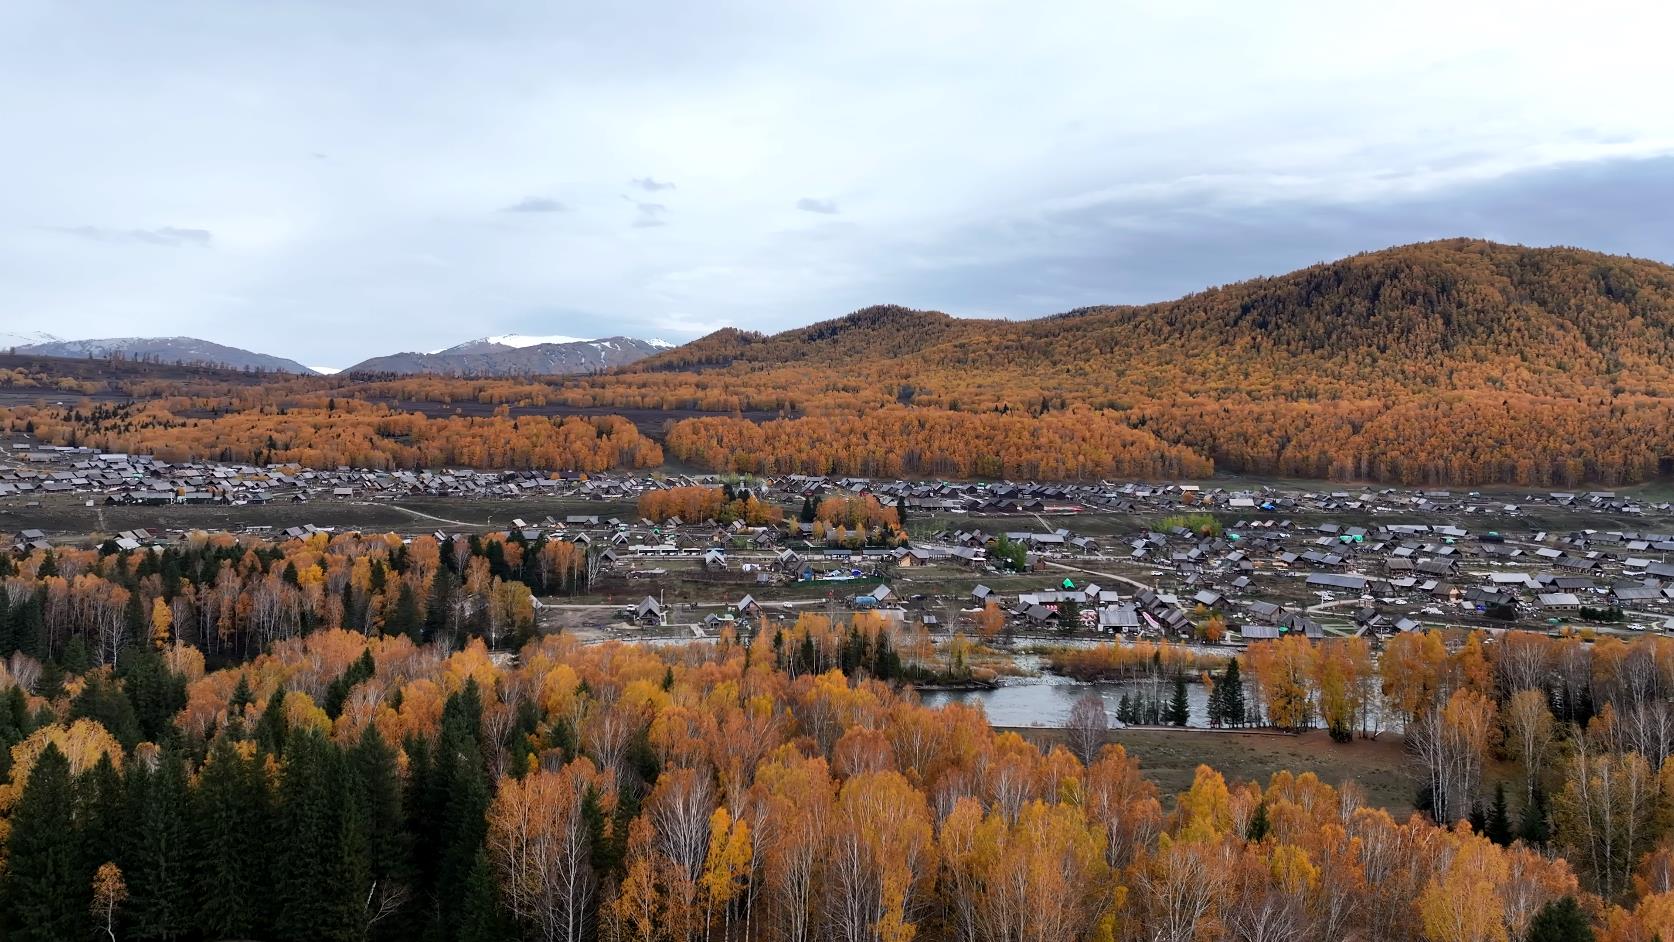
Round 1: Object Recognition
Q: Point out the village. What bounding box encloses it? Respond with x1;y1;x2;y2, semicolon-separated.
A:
9;437;1674;658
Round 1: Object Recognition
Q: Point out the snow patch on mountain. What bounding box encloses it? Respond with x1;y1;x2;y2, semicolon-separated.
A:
487;333;588;348
0;330;62;348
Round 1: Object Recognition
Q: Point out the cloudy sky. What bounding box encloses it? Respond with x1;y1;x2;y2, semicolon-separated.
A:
4;1;1673;367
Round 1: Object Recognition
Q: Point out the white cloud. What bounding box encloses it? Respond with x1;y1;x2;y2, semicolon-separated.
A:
0;1;1671;364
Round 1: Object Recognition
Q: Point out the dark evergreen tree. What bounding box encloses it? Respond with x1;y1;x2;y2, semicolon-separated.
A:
193;735;273;938
425;682;491;939
351;724;413;940
124;588;146;646
1468;802;1488;836
60;634;93;674
426;570;455;644
228;672;255;717
1526;896;1594;942
1246;801;1271;842
0;593;12;654
1520;786;1551;844
388;583;422;643
272;727;367;942
0;744;85;942
1167;674;1190;726
123;750;194;940
255;685;290;757
452;847;505;942
77;753;127;897
1220;658;1246;728
1487;781;1514;845
0;685;31;779
121;649;188;745
70;671;143;751
324;649;377;720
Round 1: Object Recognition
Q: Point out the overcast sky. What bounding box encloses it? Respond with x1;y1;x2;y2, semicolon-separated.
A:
4;1;1673;367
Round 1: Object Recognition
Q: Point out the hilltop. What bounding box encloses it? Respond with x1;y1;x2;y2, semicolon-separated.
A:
632;239;1674;400
346;335;672;376
589;239;1674;484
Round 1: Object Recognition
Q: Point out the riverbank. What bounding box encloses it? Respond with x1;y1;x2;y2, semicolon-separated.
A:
1000;725;1417;816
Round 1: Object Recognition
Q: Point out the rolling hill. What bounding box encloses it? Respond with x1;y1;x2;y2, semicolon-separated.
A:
581;239;1674;484
15;336;315;374
632;238;1674;400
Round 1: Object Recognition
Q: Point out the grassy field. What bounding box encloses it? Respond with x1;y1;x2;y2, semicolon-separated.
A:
0;493;640;540
1006;726;1419;815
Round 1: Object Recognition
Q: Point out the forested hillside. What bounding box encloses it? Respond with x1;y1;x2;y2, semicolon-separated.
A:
10;239;1674;485
602;240;1674;485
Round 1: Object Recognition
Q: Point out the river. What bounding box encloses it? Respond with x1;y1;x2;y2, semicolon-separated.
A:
919;678;1213;728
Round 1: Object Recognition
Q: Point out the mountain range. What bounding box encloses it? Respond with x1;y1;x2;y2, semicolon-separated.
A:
4;332;675;377
342;335;674;375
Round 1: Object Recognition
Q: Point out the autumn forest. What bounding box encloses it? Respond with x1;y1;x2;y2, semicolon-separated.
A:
10;240;1674;486
0;526;1673;941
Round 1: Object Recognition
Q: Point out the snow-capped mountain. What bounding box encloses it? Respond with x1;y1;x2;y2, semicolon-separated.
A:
347;335;676;376
1;330;63;349
14;336;315;373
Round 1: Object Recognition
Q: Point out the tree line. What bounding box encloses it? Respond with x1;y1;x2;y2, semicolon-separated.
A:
4;623;1650;942
0;530;578;670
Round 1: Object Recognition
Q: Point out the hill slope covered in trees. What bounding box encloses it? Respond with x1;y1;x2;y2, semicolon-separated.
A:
584;239;1674;484
9;239;1674;485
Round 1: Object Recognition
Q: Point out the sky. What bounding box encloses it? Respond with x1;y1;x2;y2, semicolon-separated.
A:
3;1;1674;368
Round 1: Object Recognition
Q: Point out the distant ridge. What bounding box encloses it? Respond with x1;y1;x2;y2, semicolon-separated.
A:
0;329;62;349
347;335;672;375
16;336;315;374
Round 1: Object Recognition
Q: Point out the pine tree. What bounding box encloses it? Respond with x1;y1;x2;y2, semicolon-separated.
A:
324;649;377;720
0;685;32;779
123;750;194;940
77;754;127;903
430;683;490;939
273;727;367;942
351;724;413;940
1246;802;1271;842
1;744;86;941
70;671;143;751
228;672;255;718
122;649;188;745
1167;674;1190;726
1520;787;1551;844
453;847;505;942
193;735;272;938
425;571;455;645
1220;658;1246;728
388;583;421;643
1487;781;1513;845
1526;896;1594;942
255;685;290;757
0;593;13;655
1468;802;1488;837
